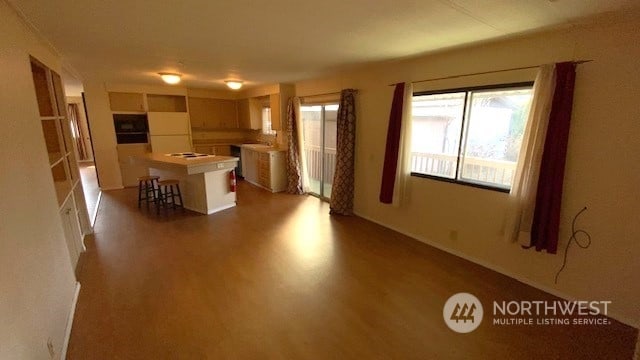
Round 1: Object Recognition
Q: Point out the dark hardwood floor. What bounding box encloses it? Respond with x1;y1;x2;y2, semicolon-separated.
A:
68;180;637;359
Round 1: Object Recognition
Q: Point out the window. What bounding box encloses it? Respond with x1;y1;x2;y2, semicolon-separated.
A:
411;83;533;191
261;107;276;135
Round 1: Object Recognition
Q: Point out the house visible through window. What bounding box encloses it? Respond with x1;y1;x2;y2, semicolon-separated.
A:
262;107;276;135
411;83;533;191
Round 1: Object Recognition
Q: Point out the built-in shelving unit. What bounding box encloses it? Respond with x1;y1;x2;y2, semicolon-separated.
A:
30;57;86;210
30;56;90;272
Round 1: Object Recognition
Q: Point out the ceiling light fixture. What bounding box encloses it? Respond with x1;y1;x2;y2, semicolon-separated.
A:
159;72;182;85
225;80;243;90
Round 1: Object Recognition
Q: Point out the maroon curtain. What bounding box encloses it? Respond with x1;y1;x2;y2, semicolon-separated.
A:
379;83;405;204
530;62;577;253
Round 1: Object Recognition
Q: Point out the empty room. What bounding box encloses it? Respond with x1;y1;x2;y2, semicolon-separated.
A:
1;0;639;359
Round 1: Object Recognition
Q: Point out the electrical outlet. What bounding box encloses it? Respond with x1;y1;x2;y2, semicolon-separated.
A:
47;338;55;359
449;230;458;241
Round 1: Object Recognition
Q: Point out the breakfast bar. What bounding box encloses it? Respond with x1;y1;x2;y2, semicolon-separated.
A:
134;153;239;215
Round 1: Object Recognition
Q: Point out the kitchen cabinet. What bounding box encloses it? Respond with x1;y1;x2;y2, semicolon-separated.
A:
269;84;295;131
237;98;262;130
194;145;231;156
60;196;84;270
148;112;192;153
147;94;187;112
241;147;286;192
31;56;89;273
188;97;238;129
108;92;145;112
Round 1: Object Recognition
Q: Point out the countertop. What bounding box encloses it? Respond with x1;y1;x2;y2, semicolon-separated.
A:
134;153;239;175
240;144;286;153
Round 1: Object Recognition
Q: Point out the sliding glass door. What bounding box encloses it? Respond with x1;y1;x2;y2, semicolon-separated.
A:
301;104;338;200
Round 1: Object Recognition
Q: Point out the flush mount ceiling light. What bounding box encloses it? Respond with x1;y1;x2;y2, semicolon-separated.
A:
159;72;182;85
225;80;243;90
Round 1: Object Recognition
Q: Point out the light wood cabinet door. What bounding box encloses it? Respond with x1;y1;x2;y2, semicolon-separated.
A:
187;97;209;128
220;100;238;129
147;94;187;112
188;97;237;129
109;92;145;112
238;98;262;130
237;99;251;129
270;94;281;131
214;145;231;156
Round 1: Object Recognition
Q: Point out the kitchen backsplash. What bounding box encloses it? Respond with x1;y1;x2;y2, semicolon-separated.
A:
192;129;286;146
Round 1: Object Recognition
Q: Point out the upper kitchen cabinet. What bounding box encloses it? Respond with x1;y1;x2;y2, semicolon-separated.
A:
237;98;262;130
109;92;145;112
147;94;187;112
188;97;238;129
269;84;295;131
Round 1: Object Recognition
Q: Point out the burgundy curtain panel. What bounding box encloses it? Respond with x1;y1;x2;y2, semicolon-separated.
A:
329;89;357;215
530;62;577;253
379;82;405;204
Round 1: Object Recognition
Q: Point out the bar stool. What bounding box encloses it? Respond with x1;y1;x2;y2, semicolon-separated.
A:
137;175;160;209
156;179;184;214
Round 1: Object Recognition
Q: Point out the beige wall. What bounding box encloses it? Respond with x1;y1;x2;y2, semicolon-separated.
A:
0;0;77;358
295;15;640;327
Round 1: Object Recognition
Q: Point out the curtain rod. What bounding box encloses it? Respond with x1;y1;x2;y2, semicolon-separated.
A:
300;91;341;98
388;60;593;86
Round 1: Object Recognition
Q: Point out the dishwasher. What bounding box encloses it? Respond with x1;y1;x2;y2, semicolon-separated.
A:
230;145;243;178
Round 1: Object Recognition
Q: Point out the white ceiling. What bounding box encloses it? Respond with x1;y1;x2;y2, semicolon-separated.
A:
10;0;640;90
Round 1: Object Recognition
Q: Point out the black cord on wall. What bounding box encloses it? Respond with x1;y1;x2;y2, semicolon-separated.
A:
555;207;591;284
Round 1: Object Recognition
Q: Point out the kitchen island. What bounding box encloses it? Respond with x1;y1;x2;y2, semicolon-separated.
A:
134;153;239;215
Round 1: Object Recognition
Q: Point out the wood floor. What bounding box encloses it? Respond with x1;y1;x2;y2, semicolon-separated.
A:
68;181;637;359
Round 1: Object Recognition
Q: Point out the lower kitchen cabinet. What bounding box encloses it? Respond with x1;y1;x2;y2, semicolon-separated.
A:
241;148;286;192
194;145;231;156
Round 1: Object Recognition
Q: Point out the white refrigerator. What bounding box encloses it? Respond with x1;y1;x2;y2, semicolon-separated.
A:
148;112;192;153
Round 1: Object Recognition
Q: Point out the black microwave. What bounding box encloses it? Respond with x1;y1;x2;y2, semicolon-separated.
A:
113;114;148;144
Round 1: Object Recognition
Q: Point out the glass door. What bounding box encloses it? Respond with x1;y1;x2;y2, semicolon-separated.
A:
301;104;338;200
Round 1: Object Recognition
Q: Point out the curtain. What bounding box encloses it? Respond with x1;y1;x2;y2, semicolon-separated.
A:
379;82;413;205
530;62;577;253
379;83;405;203
504;62;577;254
68;103;87;160
504;64;556;245
285;96;309;194
330;89;357;215
393;83;413;206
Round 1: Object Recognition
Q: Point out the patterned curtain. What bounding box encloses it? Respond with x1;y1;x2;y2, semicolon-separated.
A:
68;103;87;160
286;97;305;194
330;89;357;215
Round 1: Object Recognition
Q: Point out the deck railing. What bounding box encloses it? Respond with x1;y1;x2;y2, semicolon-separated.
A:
303;148;516;188
411;152;516;187
304;145;337;183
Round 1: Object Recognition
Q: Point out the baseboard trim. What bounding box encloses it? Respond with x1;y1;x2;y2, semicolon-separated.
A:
207;203;236;215
353;211;639;329
90;191;102;227
60;282;81;360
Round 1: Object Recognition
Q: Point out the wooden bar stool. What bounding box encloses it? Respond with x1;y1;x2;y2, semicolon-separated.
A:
137;175;160;209
156;179;184;214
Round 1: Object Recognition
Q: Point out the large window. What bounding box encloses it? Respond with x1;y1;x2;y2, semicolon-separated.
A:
411;83;533;191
